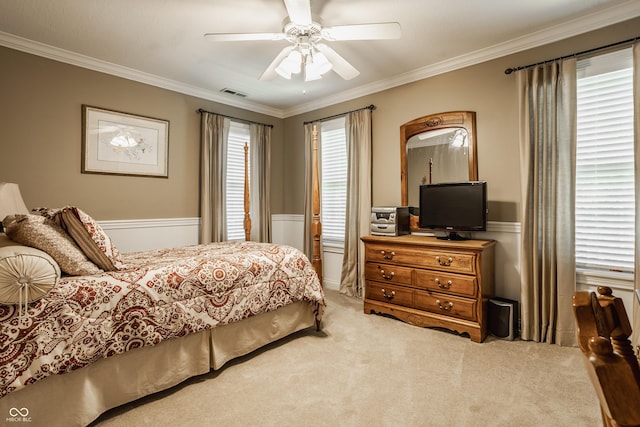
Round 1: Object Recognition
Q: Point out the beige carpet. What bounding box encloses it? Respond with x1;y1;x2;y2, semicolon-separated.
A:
92;289;600;427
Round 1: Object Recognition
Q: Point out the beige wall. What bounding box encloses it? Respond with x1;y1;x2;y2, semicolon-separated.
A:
1;16;639;222
0;46;285;219
283;17;640;222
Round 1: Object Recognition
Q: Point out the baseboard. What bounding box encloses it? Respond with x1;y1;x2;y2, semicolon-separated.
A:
322;278;340;291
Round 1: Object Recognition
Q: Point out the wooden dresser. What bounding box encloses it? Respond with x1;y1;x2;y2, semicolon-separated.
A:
361;235;495;342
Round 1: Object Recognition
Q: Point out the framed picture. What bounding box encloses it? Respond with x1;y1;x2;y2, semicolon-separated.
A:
81;105;169;178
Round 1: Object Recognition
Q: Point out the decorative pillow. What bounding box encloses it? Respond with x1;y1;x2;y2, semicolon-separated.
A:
0;244;61;306
3;214;102;276
64;207;127;270
59;208;117;271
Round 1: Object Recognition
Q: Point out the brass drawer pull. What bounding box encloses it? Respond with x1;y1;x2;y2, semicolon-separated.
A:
381;288;395;300
380;250;395;260
379;269;395;280
435;256;453;266
435;278;452;289
436;299;454;311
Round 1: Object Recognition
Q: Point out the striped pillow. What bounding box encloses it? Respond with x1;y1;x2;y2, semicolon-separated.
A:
60;207;127;271
59;208;116;271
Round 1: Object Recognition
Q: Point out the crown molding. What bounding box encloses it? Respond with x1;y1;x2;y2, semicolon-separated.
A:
1;0;639;119
0;31;285;119
283;0;640;117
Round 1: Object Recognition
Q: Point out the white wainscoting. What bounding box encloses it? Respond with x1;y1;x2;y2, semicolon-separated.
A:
101;215;307;254
271;214;305;252
99;218;200;253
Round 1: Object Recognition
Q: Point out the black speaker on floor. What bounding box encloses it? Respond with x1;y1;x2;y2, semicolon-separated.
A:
488;297;519;340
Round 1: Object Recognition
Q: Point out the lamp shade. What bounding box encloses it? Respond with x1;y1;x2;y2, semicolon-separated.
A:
0;183;29;224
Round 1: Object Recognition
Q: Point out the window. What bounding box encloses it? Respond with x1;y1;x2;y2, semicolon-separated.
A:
226;121;250;241
320;117;347;247
576;48;634;274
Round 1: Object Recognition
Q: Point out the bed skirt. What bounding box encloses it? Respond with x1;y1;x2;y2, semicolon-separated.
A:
2;301;316;427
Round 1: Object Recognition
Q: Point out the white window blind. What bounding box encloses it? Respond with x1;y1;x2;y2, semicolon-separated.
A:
226;121;250;241
576;48;634;273
320;117;347;246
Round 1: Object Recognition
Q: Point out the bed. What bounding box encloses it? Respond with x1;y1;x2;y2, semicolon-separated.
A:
0;127;326;426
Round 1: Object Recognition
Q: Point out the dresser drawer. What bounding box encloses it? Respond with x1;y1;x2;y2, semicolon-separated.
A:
365;243;476;274
416;250;476;274
414;270;477;297
414;291;477;321
365;243;424;266
365;281;413;308
365;263;413;286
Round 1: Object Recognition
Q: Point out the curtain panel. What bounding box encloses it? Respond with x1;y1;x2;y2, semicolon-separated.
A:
340;109;372;298
249;123;272;243
303;123;322;263
633;42;640;346
200;113;229;244
517;59;578;345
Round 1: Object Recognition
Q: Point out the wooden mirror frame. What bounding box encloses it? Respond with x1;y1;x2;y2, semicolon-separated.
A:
400;111;478;207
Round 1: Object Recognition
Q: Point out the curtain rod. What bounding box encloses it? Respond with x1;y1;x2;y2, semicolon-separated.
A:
197;108;274;128
504;36;639;75
303;104;376;125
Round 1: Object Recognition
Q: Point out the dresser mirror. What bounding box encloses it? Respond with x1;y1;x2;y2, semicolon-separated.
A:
401;111;478;208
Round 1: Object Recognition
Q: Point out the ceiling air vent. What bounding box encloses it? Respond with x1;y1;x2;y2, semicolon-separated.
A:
220;88;248;98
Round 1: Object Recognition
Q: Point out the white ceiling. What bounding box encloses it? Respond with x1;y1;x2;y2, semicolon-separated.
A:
1;0;639;118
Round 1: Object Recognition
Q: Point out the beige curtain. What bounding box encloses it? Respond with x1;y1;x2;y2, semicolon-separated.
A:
303;123;321;262
200;113;230;244
517;58;577;345
340;109;372;297
633;42;640;345
249;123;272;242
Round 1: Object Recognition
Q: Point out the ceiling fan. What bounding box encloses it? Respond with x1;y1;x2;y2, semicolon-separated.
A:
204;0;401;82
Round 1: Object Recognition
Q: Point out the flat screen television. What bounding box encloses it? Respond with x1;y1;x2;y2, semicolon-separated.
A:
419;181;487;240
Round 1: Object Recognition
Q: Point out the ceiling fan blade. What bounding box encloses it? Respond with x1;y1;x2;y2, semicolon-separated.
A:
315;44;360;80
322;22;401;41
283;0;312;25
259;45;295;81
205;32;285;42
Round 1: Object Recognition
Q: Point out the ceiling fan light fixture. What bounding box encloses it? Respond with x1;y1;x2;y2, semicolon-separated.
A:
303;48;332;81
275;49;302;78
311;50;332;74
304;64;323;81
286;49;302;73
275;64;292;79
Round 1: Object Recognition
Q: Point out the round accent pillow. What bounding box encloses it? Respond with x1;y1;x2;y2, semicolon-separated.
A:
0;245;61;305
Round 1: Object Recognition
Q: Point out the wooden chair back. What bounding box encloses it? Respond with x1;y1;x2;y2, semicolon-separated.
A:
573;286;640;426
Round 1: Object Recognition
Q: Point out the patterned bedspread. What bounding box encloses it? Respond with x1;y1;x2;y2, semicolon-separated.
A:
0;242;325;397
